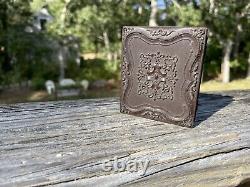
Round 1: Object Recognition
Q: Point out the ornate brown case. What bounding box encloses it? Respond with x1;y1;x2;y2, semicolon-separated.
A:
120;26;208;127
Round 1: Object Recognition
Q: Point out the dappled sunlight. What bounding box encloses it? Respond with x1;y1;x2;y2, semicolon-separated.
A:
28;91;48;101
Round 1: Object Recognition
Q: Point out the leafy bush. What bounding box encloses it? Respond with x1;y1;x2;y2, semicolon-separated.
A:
231;57;248;79
31;77;45;90
203;38;223;80
78;58;119;81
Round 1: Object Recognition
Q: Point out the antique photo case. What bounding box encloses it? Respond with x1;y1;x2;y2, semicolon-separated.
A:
120;26;208;127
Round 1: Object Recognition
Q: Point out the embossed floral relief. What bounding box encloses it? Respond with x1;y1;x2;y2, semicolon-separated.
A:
146;29;174;37
137;52;178;101
121;27;208;127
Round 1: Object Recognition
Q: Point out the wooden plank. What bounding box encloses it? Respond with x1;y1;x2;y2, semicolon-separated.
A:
0;91;249;187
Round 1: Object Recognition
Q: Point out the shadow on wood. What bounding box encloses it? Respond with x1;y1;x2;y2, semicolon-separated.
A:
195;93;234;126
236;178;250;187
0;91;249;186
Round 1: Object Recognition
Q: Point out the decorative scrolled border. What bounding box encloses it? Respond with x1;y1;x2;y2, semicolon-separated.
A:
120;27;208;127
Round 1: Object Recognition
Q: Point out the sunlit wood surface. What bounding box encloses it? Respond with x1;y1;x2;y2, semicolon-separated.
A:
0;91;250;187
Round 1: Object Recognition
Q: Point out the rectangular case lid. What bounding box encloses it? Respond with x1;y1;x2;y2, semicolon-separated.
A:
120;26;208;127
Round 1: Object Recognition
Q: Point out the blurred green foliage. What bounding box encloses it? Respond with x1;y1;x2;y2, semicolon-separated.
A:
79;58;119;81
0;0;250;90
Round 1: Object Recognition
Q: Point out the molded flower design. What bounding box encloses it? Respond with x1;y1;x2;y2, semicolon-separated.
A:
137;52;178;100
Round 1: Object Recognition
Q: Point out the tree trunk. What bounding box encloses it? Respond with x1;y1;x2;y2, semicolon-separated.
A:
233;24;241;58
247;52;250;79
58;0;70;80
233;14;242;59
149;0;158;26
103;31;112;61
58;48;65;80
209;0;215;14
221;39;233;83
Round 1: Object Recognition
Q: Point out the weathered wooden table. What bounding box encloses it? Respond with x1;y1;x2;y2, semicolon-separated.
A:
0;91;250;187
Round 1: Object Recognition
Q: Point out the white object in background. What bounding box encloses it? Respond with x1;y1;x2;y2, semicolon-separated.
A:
45;80;55;95
80;80;89;91
59;79;76;87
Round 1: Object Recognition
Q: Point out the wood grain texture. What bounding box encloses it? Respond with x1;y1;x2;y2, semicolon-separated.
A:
0;91;250;187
